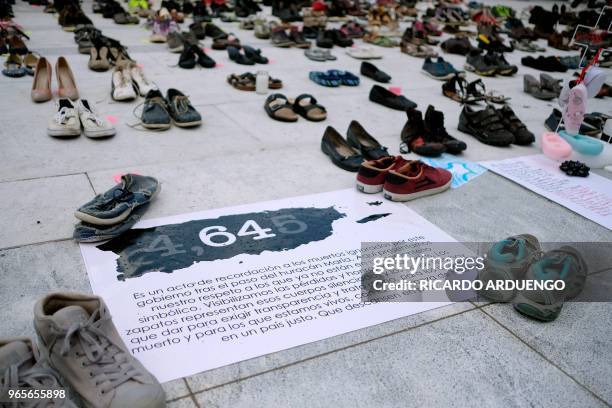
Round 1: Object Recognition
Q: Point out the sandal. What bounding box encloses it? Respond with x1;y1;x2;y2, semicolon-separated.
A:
309;70;340;87
327;70;359;86
228;73;283;91
291;94;327;121
264;94;298;122
442;74;483;103
467;79;509;104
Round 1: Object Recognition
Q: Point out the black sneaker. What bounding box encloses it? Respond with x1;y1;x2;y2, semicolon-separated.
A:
360;62;391;83
166;89;202;127
521;56;568;72
485;51;517;76
465;50;496;76
400;108;446;157
496;106;534;145
458;105;515;146
141;90;171;130
424;105;467;154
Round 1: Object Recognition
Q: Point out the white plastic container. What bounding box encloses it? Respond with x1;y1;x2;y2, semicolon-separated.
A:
256;71;269;95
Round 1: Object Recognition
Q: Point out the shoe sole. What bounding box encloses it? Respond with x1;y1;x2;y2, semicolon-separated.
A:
74;182;161;226
173;120;202;128
142;122;172;130
47;128;81;137
383;179;451;201
464;63;496;76
421;69;463;81
84;129;117;138
356;180;383;194
513;292;563;322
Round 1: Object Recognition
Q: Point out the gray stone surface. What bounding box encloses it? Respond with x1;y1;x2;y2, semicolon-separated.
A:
196;309;607;408
483;270;612;405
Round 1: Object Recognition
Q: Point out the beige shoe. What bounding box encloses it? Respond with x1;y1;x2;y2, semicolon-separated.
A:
77;99;116;138
0;337;79;408
34;293;167;408
47;99;81;137
31;56;53;102
89;46;111;72
111;64;137;101
56;56;79;100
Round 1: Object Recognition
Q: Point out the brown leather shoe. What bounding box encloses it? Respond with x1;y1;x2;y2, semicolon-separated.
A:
31;57;52;102
55;56;79;100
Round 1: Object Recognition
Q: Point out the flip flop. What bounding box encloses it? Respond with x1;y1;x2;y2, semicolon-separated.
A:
290;94;327;121
327;69;359;86
309;71;341;87
264;93;298;122
227;73;255;91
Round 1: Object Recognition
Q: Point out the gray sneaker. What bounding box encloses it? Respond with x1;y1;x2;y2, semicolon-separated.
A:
0;337;78;407
74;174;160;226
513;246;587;321
33;293;166;408
478;234;541;302
166;31;184;53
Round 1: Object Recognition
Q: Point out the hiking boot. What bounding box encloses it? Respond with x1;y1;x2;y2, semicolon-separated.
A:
458;105;515;146
478;234;541;302
424;105;466;154
141;89;172;129
166;89;202;127
0;337;78;408
401;108;446;157
47;99;81;138
464;50;496;76
513;247;587;321
74;174;160;225
497;105;534;145
356;156;408;194
383;161;452;201
33;293;166;408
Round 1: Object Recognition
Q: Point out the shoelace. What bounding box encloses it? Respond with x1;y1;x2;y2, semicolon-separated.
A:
173;95;191;114
58;310;140;394
54;107;74;125
1;352;64;405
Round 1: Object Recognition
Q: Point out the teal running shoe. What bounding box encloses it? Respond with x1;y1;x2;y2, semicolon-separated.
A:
513;246;587;322
478;234;541;302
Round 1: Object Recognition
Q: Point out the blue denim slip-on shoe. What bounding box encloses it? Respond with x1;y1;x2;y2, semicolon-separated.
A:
73;202;150;242
74;174;160;226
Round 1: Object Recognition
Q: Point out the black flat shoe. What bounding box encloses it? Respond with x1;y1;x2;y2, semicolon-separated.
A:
228;45;254;65
178;46;196;69
369;85;417;111
346;120;389;160
192;45;215;68
321;126;364;172
360;62;391;83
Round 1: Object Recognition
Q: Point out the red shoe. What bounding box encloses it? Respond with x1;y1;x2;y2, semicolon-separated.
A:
383;161;452;201
356;155;407;194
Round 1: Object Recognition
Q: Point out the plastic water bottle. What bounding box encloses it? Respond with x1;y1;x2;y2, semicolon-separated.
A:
256;71;269;95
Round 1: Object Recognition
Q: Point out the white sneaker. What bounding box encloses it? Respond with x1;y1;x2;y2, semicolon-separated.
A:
47;99;81;137
76;99;116;138
111;65;137;101
129;63;157;96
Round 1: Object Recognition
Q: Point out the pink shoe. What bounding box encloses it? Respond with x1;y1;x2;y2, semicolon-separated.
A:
562;83;587;135
541;131;572;161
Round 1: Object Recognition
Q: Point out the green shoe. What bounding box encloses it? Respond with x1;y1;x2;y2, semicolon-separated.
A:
513;246;587;322
478;234;541;302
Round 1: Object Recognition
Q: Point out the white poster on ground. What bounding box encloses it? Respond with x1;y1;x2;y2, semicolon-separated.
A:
80;189;456;382
480;154;612;230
